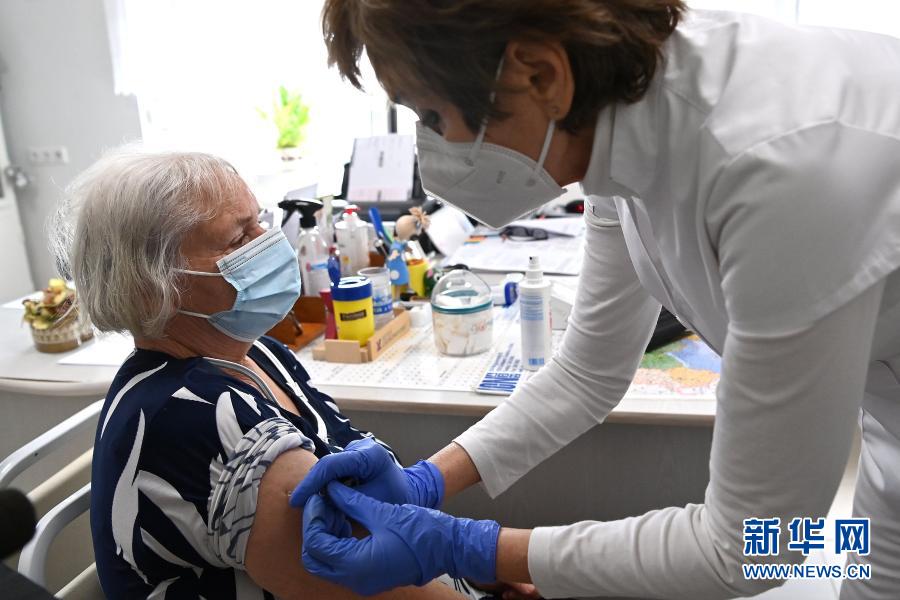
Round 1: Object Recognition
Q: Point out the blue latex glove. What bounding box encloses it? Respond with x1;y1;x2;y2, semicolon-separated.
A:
303;481;500;596
289;437;443;510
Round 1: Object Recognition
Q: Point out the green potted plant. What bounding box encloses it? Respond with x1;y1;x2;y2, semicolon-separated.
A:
259;85;310;161
22;278;93;353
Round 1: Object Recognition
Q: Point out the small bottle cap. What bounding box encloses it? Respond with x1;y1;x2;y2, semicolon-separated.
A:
526;256;543;282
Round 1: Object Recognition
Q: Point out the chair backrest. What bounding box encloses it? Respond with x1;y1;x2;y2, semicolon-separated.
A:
18;484;90;587
0;399;103;596
0;400;102;489
57;562;103;600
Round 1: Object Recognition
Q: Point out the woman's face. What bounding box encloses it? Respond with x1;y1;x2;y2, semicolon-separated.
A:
400;87;554;166
178;188;266;317
385;40;593;187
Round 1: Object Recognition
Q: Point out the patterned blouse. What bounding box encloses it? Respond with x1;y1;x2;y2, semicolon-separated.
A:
90;336;391;599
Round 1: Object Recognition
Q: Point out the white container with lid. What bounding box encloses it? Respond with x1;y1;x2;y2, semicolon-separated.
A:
335;208;370;276
430;269;493;356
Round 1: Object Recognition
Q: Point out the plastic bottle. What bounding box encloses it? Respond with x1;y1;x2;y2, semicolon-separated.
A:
335;208;370;276
295;200;332;296
359;266;393;329
318;195;335;247
519;256;552;371
350;210;371;270
319;289;338;340
327;247;341;287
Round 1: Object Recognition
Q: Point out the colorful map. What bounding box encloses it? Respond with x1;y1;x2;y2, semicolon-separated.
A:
631;335;721;396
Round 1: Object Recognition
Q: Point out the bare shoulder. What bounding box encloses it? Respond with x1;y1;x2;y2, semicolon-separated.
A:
246;448;465;600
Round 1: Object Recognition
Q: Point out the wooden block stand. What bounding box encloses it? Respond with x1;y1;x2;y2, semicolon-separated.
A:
312;308;411;363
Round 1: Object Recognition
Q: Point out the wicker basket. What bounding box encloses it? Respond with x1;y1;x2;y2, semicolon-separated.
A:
30;311;94;353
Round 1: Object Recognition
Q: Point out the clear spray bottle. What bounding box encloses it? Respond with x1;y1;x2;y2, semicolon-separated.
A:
294;200;332;296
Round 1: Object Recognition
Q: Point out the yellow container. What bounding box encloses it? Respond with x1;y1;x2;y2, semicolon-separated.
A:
407;258;428;297
333;276;376;345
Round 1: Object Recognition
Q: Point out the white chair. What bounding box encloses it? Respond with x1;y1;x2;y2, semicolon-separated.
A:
0;400;103;599
0;400;101;489
18;484;100;599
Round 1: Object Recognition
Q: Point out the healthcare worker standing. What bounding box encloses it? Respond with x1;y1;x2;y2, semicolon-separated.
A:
291;2;900;598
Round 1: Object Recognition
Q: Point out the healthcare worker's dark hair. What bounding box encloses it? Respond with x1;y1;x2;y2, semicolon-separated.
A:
322;0;686;133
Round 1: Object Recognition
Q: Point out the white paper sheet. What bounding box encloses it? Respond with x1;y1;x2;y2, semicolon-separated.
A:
57;332;135;366
347;135;415;202
425;205;474;256
442;234;584;275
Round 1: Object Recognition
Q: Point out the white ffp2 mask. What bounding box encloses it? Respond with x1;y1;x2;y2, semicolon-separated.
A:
415;117;565;230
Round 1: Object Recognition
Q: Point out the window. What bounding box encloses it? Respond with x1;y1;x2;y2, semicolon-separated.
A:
106;0;898;207
798;1;900;38
105;0;392;206
688;0;797;21
690;0;900;37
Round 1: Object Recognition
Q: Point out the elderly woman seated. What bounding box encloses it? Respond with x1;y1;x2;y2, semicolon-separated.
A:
55;149;491;599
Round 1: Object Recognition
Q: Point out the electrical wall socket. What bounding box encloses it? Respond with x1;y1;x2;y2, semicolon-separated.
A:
28;146;69;165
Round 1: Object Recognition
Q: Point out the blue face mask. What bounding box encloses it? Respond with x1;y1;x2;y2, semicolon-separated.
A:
176;228;301;342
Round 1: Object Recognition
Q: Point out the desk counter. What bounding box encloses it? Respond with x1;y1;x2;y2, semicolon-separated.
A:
0;299;716;426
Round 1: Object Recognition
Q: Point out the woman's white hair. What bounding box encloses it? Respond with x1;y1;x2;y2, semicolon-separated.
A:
51;146;247;338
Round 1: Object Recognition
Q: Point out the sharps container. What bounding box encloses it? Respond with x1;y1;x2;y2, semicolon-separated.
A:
358;266;393;329
430;270;493;356
332;276;375;344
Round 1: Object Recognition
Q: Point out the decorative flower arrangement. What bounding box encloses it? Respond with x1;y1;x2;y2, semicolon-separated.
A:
22;279;93;353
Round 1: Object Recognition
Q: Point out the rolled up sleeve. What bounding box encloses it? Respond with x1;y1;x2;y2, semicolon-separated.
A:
207;416;312;568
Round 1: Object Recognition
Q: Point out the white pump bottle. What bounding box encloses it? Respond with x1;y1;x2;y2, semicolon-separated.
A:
519;256;553;371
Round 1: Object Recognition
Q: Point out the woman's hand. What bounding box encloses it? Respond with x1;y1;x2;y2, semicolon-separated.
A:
302;481;500;596
289;438;444;509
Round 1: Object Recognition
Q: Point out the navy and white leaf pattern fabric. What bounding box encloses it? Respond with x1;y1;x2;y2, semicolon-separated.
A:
91;337;385;599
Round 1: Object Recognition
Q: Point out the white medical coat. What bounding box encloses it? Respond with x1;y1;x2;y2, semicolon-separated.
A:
454;10;900;599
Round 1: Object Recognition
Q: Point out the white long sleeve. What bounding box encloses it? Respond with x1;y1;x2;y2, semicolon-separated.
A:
454;200;661;498
527;279;885;599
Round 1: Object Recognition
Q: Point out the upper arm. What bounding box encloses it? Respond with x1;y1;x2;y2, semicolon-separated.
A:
523;278;886;600
244;448;338;597
707;123;900;335
245;449;465;600
706;278;884;542
452;198;661;497
552;196;660;386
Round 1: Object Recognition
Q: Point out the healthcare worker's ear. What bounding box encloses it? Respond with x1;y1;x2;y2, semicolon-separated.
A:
483;39;590;187
498;39;576;122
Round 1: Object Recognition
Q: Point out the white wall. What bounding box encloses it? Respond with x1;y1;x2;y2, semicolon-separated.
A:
0;0;142;287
